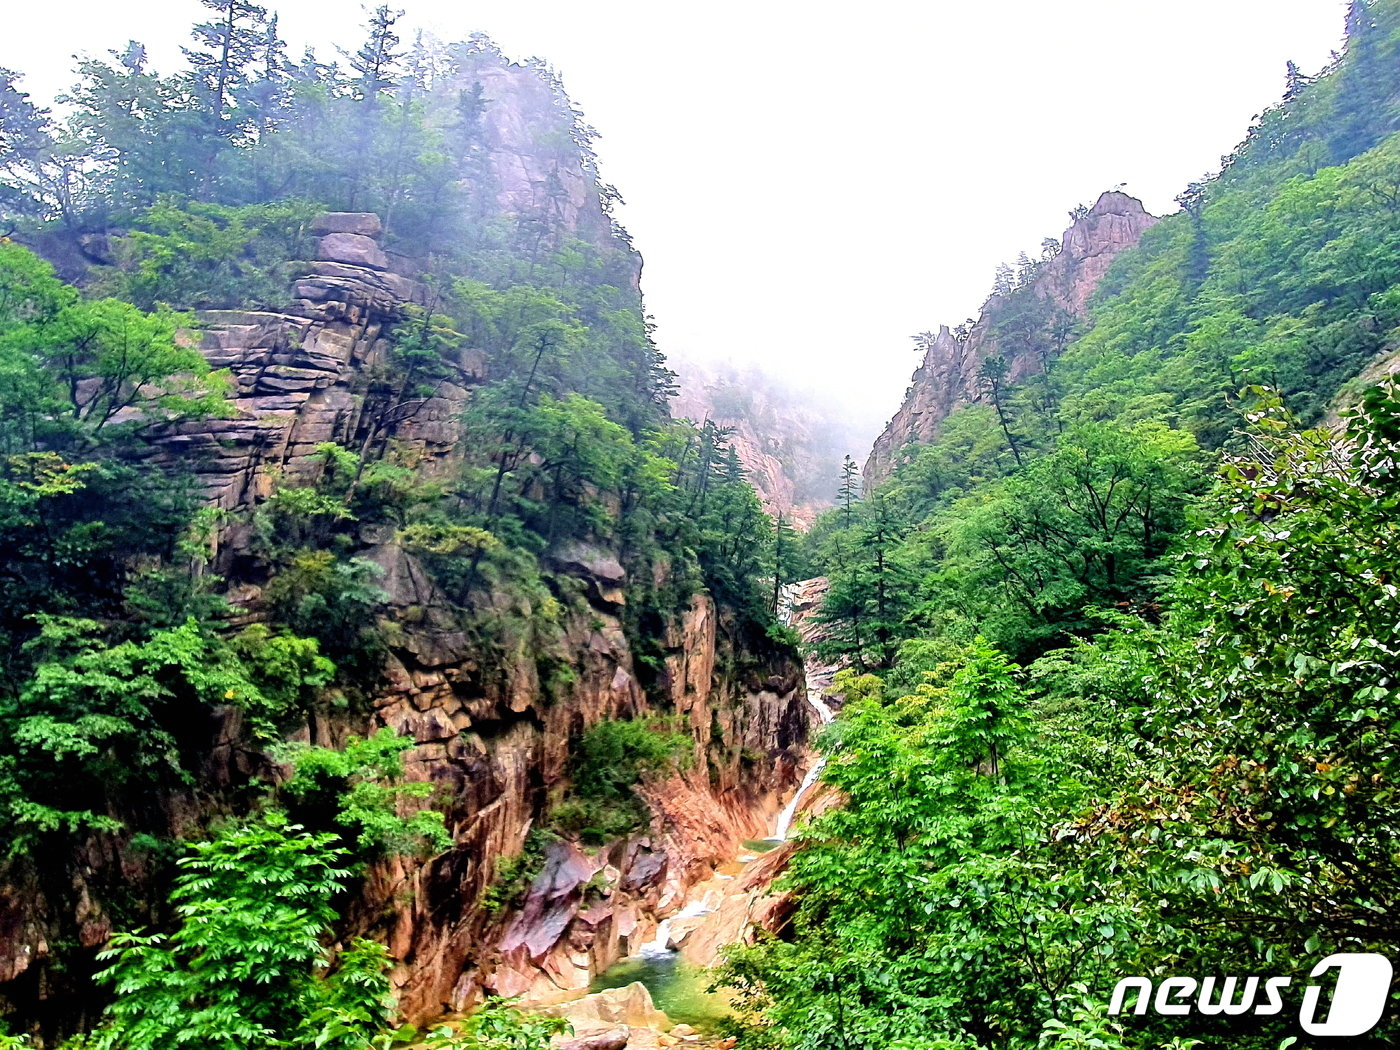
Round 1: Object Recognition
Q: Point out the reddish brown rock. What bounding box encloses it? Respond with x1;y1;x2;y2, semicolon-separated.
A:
0;201;815;1033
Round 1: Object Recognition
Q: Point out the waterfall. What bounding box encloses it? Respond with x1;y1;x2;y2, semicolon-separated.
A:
771;579;837;841
639;918;674;957
768;686;834;841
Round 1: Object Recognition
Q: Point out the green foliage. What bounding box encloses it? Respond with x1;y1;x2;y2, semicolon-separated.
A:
418;1000;569;1050
0;242;230;452
230;624;336;732
0;617;259;854
1109;385;1400;972
93;811;385;1050
935;422;1203;656
0;19;807;1050
758;385;1400;1048
264;550;386;660
480;830;554;916
278;727;450;858
90;197;320;310
552;716;691;843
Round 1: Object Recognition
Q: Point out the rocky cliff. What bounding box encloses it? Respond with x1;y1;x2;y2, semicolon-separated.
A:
865;191;1157;485
670;358;858;529
447;43;641;287
0;212;812;1030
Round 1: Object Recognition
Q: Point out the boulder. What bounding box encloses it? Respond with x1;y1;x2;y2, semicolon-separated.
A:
538;982;670;1031
319;232;390;271
311;212;384;237
557;1029;629;1050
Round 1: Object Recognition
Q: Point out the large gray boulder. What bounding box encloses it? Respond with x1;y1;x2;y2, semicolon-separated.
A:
318;232;390;271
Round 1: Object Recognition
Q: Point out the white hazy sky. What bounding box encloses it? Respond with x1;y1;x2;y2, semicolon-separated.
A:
3;1;1350;444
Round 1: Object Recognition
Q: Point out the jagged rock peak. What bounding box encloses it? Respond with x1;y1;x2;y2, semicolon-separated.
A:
1044;191;1158;314
864;191;1157;486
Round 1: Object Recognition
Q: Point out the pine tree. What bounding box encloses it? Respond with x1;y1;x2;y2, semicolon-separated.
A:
978;354;1022;466
1329;0;1394;161
0;69;72;228
350;5;405;100
239;14;291;141
184;0;273;134
837;454;861;529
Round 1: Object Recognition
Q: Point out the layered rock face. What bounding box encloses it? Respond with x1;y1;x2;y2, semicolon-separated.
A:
371;587;810;1019
149;213;479;523
0;212;812;1029
865;191;1157;485
192;227;813;1019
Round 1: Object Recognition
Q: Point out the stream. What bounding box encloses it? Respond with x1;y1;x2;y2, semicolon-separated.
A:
585;580;835;1031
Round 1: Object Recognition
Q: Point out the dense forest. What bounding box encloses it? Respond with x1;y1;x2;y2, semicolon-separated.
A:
6;0;1400;1048
729;1;1400;1047
0;2;797;1047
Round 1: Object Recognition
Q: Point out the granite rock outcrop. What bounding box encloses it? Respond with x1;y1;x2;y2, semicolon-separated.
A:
0;212;813;1030
865;191;1157;485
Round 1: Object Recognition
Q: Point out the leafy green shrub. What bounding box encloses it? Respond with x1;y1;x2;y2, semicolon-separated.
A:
572;716;692;800
398;522;501;602
419;1000;569;1049
277;727;450;859
231;624;336;733
552;716;691;843
264;550;386;666
480;830;554;916
91;197;321;311
0;616;258;854
93;811;388;1050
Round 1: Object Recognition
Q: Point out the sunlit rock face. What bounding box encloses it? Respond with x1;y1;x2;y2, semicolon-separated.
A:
373;589;811;1020
865;191;1157;485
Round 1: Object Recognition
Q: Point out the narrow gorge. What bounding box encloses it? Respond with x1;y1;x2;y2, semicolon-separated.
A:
0;29;825;1047
5;3;1400;1049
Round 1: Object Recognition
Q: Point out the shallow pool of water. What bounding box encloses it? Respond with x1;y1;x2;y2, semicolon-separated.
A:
587;952;733;1031
741;838;780;854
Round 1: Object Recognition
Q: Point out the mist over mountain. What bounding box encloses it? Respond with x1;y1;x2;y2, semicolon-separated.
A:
3;2;1400;1049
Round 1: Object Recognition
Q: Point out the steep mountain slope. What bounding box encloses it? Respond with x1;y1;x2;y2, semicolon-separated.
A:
866;191;1157;485
0;28;813;1039
671;358;857;528
748;7;1400;1048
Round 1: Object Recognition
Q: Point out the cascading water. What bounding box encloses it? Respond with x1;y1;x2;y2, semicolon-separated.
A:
638;918;674;958
767;581;836;842
591;578;837;1030
769;687;834;840
637;900;715;957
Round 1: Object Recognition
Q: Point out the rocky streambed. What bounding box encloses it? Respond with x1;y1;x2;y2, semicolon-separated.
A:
509;578;841;1049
